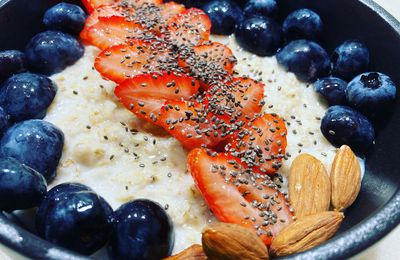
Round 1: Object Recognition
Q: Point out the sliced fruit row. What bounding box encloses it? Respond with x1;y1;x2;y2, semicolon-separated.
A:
81;0;293;246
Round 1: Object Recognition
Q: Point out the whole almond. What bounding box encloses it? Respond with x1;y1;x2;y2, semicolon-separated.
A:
202;222;269;260
270;211;344;256
330;145;361;211
289;154;331;218
164;244;207;260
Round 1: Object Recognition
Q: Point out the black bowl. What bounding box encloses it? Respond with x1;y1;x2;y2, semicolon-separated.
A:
0;0;399;259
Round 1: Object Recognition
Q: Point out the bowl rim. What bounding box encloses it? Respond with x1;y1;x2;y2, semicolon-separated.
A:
0;0;399;259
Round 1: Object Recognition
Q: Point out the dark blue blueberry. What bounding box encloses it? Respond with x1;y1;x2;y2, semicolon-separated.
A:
276;40;330;82
321;105;375;155
0;50;27;83
314;77;347;106
332;40;370;81
108;199;174;260
0;72;57;122
25;30;84;75
0;107;10;137
235;16;282;56
36;183;113;255
346;72;397;117
43;3;87;35
244;0;278;18
0;119;64;181
203;0;243;35
282;8;323;42
0;157;47;212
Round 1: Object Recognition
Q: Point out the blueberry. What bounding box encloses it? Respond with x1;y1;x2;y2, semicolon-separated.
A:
25;30;84;75
0;72;57;122
108;199;174;260
0;157;47;212
235;16;282;56
346;72;397;117
332;40;370;81
36;183;113;255
203;0;243;35
43;3;87;35
0;119;64;181
283;8;323;42
276;40;330;82
0;107;10;137
243;0;278;18
0;50;27;83
314;77;347;106
321;105;375;155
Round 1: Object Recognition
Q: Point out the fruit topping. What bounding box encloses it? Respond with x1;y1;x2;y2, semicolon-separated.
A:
282;8;323;42
0;157;47;212
205;77;265;120
235;16;282;56
0;50;27;83
0;72;57;122
82;16;146;50
227;113;287;174
43;3;87;35
320;105;375;155
25;30;84;75
108;199;174;259
332;40;370;81
0;107;10;137
114;72;200;124
346;72;397;118
243;0;278;18
82;0;162;13
160;1;186;21
187;148;293;246
94;40;178;83
202;0;244;35
0;120;64;181
178;41;236;86
167;8;211;46
314;77;347;106
36;183;113;255
158;100;224;149
276;39;330;82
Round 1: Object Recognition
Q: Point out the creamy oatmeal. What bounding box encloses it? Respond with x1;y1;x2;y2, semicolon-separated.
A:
44;35;363;253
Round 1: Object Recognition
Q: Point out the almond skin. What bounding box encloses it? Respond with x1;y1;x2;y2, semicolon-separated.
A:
202;222;269;260
289;154;331;218
164;244;207;260
331;145;361;211
270;211;344;256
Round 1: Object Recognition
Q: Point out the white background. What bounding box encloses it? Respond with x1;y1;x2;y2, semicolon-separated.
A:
0;0;399;259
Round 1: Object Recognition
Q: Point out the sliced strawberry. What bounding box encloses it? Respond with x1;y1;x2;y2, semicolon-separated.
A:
205;77;265;122
114;72;200;124
167;8;211;46
158;101;224;149
82;16;147;50
82;0;162;13
229;113;287;174
80;2;137;40
94;40;177;83
187;148;293;245
160;2;186;21
179;42;236;77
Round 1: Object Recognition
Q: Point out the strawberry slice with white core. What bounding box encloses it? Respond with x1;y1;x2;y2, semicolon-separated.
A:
158;100;224;149
82;16;147;50
94;40;178;83
160;2;186;21
205;77;265;123
82;0;162;13
229;113;287;174
187;148;293;246
167;8;211;46
114;72;200;124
